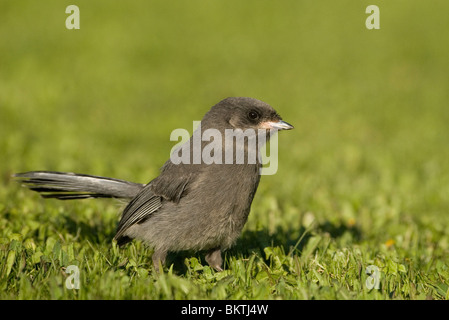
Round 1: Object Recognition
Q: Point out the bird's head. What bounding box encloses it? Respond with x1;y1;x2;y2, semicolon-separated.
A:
203;97;294;132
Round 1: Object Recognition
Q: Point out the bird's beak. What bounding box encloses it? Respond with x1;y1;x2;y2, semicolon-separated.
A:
260;120;294;131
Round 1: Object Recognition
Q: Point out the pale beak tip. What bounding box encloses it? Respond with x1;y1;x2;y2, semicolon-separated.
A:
272;120;294;130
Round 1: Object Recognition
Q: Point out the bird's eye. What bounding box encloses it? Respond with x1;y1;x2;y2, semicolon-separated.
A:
248;111;260;121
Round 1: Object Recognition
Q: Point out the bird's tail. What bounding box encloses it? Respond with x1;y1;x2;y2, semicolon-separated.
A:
14;171;144;200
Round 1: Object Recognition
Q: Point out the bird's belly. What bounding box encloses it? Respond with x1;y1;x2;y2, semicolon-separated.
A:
127;165;259;252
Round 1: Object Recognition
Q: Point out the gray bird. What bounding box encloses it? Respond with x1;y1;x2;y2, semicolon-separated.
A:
14;97;293;271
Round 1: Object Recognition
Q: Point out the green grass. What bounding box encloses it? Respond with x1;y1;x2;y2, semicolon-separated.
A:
1;0;449;299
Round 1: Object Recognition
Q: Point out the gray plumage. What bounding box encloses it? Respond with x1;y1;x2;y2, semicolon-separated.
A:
14;97;293;271
14;171;144;200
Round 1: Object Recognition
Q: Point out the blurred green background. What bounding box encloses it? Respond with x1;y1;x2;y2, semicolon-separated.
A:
1;0;449;299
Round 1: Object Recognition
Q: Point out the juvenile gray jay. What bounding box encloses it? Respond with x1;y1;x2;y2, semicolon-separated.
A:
15;97;293;271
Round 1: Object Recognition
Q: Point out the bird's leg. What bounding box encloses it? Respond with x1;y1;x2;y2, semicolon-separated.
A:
205;248;223;271
152;249;167;272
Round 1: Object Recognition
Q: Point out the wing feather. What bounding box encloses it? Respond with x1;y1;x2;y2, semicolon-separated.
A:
114;161;197;243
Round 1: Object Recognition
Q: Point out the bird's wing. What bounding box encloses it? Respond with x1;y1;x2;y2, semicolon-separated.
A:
148;159;200;203
114;162;197;243
149;170;192;203
114;186;162;242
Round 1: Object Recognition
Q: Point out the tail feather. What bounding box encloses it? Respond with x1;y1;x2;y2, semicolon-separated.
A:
14;171;144;200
